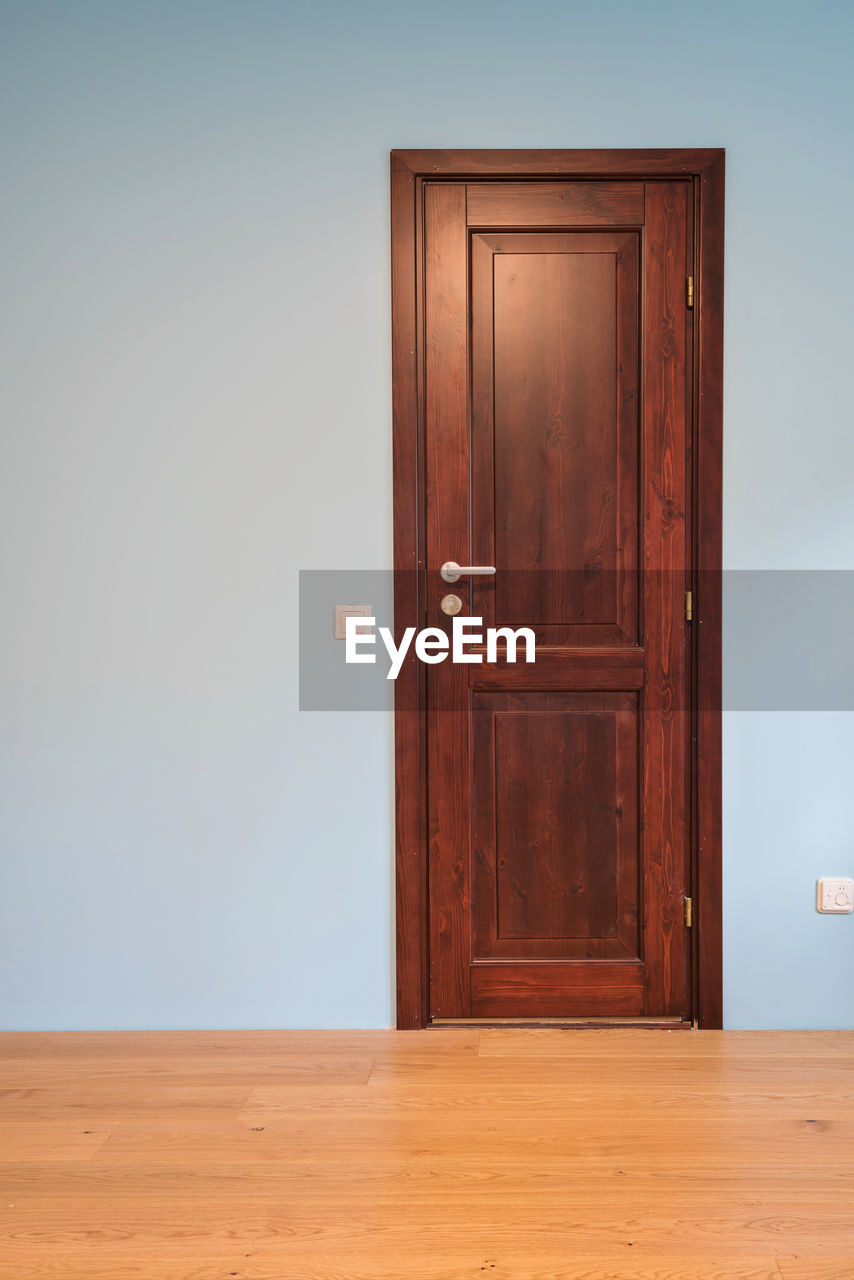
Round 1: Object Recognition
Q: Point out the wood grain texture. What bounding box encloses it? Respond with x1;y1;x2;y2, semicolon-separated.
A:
467;180;644;226
391;152;428;1029
470;229;639;648
393;148;725;176
491;245;617;624
640;181;690;1018
427;175;690;1019
694;152;725;1028
0;1121;116;1160
1;1028;851;1278
5;1203;853;1257
478;1028;854;1057
0;1261;788;1280
471;647;645;689
491;708;620;940
470;962;645;1018
392;149;724;1029
777;1262;854;1280
471;692;639;966
6;1154;854;1201
0;1029;479;1059
424;183;471;1018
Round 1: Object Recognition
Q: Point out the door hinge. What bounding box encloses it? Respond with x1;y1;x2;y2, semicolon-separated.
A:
685;589;693;622
684;896;693;928
687;275;694;309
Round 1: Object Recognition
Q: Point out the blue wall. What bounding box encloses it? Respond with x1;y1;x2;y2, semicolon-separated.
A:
1;0;853;1029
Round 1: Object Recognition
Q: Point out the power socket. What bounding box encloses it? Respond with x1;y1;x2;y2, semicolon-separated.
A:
816;877;854;914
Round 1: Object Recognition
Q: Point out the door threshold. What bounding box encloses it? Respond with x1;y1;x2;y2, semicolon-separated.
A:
430;1016;693;1029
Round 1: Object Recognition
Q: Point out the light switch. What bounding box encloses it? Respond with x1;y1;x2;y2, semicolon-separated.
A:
333;604;372;640
816;877;854;914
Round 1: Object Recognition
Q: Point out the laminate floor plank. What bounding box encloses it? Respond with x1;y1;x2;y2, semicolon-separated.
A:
91;1113;854;1163
478;1029;854;1058
0;1085;255;1119
365;1055;854;1087
2;1030;852;1276
0;1121;117;1160
777;1260;854;1279
3;1159;852;1206
0;1257;786;1280
242;1082;854;1115
0;1056;376;1088
0;1030;477;1060
1;1204;850;1257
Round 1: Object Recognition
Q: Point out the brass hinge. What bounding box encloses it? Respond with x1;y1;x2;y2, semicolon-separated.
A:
687;275;694;309
684;897;693;928
685;590;693;622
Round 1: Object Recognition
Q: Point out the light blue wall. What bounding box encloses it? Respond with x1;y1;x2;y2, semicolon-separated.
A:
1;0;853;1029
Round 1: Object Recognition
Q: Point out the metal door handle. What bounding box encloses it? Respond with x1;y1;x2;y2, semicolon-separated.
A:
440;561;497;584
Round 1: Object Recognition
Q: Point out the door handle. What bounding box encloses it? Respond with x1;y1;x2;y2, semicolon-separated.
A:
440;561;497;584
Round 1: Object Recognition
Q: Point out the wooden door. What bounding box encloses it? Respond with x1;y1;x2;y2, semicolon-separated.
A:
392;152;724;1028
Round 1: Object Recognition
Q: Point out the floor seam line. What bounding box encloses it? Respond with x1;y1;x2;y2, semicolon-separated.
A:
85;1120;121;1160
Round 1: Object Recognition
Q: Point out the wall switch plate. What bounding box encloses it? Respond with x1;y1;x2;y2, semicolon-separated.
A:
333;604;372;640
816;877;854;914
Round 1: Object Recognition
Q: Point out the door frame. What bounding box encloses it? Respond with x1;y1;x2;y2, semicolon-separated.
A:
391;149;724;1029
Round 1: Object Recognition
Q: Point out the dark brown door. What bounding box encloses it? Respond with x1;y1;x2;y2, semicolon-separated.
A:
425;179;692;1020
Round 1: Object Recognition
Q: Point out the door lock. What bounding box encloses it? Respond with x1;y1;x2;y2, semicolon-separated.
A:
440;594;463;616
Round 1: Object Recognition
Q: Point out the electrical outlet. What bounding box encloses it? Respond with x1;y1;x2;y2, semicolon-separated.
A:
816;877;854;914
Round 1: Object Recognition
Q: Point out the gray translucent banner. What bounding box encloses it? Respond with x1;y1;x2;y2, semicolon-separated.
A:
299;571;854;711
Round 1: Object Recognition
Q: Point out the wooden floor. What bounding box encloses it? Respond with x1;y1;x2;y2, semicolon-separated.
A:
1;1029;853;1278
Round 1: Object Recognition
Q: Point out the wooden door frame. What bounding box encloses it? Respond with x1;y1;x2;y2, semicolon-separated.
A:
391;149;724;1030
